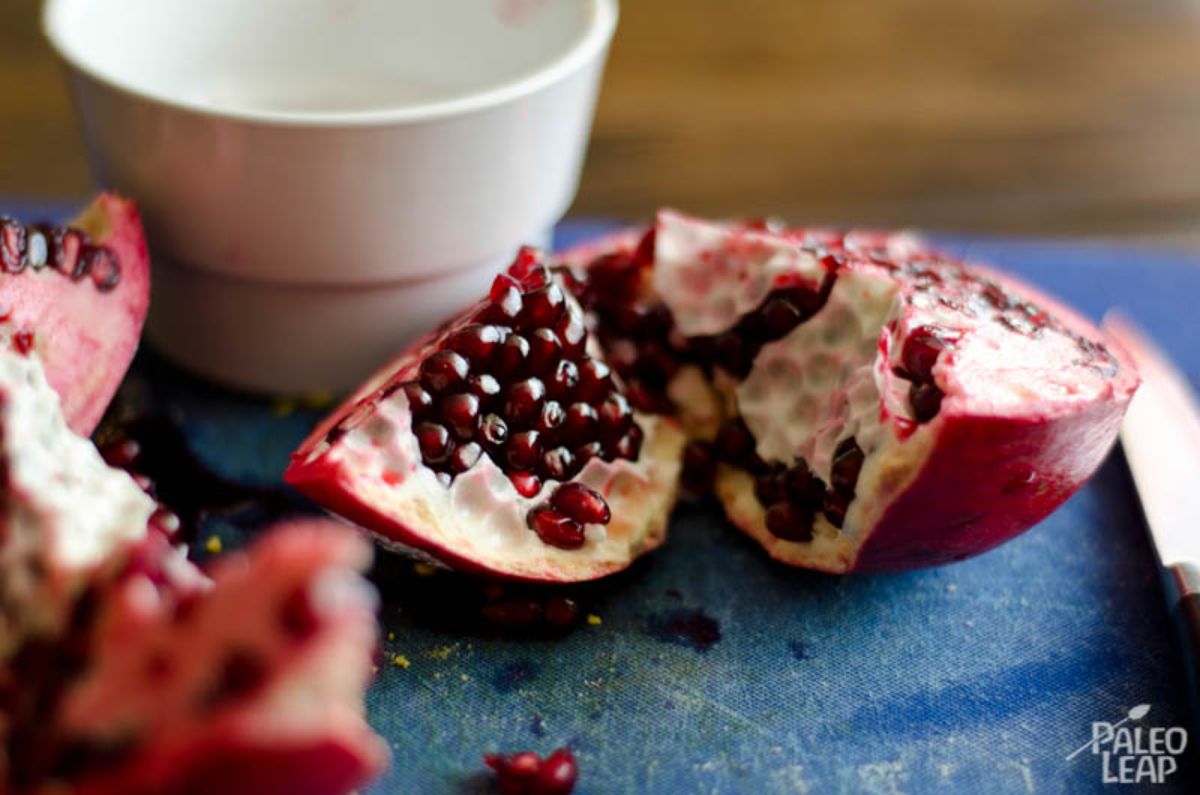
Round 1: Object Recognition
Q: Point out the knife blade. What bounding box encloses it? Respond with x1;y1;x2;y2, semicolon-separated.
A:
1105;314;1200;718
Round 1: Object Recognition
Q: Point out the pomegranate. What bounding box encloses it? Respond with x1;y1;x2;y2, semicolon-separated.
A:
0;347;387;794
286;249;686;583
0;194;150;435
565;211;1138;572
485;747;578;795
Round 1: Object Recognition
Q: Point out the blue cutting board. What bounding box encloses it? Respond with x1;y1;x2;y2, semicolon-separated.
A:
7;203;1200;794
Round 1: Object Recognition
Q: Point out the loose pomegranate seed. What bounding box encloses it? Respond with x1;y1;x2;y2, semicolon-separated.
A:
521;284;566;328
830;438;864;495
510;471;542;498
496;334;531;376
480;413;509;447
481;599;542;627
469;373;502;402
506;430;542;471
420;350;470;394
505;378;546;426
447;324;504;363
550;483;611;524
527;328;563;374
910;382;944;422
543;597;579;627
536;401;566;435
540;447;574;481
549;359;579;398
527;507;586;549
449;441;483;474
415;422;453;465
399;381;433;413
440;393;481;440
766;501;814;542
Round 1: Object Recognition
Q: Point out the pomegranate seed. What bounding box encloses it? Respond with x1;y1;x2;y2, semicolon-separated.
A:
576;358;612;402
449;441;483;474
132;473;155;493
398;381;433;413
609;425;643;462
757;296;804;338
486;280;524;324
0;221;26;273
148;507;181;536
527;328;562;374
496;334;531;375
637;342;679;386
506;430;541;471
479;413;509;447
830;438;864;495
25;230;46;268
415;422;453;465
765;501;814;542
509;246;543;282
543;597;579;627
527;507;586;549
100;438;141;468
521;284;566;328
81;247;118;290
633;226;657;265
755;469;786;506
440;393;481;440
714;420;755;464
469;373;502;401
560;403;598;443
489;272;521;302
536;401;565;435
482;599;542;627
510;471;542;498
549;359;579;398
11;331;34;356
505;378;546;426
551;482;611;524
597;393;632;439
51;229;84;275
539;447;574;481
681;442;716;491
556;308;587;355
715;332;751;376
624;380;660;413
910;382;944;422
573;441;602;467
784;463;825;509
536;748;579;795
420;350;470;394
612;303;650;336
901;326;953;382
823;490;850;528
447;324;504;363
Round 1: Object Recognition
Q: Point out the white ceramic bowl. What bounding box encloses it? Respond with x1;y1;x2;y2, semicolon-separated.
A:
44;0;616;393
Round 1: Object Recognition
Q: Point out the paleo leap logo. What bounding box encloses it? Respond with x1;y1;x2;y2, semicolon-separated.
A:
1066;704;1188;785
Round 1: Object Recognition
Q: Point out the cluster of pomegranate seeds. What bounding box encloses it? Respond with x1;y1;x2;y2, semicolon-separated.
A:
897;325;958;422
525;482;612;550
0;218;121;292
484;747;578;795
374;249;641;547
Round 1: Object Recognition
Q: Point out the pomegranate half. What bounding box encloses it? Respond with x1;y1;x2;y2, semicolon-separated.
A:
0;193;150;435
568;211;1138;573
287;250;686;583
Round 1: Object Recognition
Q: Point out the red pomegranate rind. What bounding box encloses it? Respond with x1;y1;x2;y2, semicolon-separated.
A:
22;521;387;795
567;211;1137;573
287;252;685;584
0;193;150;435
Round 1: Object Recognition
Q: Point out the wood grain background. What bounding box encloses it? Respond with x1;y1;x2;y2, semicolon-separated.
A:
5;0;1200;240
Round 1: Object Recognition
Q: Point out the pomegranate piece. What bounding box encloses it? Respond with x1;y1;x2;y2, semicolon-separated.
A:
485;747;579;795
287;250;685;584
0;194;150;435
563;210;1138;573
0;349;386;794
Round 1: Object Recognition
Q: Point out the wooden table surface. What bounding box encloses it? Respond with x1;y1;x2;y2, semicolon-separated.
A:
5;0;1200;243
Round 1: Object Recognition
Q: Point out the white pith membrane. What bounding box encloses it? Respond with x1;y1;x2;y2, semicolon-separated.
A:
309;388;684;580
0;341;155;660
651;211;1121;571
57;524;381;758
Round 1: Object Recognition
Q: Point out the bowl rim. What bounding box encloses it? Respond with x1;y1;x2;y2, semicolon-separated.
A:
42;0;617;128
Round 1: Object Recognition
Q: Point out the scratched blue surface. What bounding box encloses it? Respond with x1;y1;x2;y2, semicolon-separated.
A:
7;200;1200;793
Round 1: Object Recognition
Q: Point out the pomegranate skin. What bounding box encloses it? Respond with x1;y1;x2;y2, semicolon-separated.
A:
0;193;151;435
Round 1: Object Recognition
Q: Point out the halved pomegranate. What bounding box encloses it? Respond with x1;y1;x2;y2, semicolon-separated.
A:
286;249;686;583
566;211;1138;572
0;193;150;435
